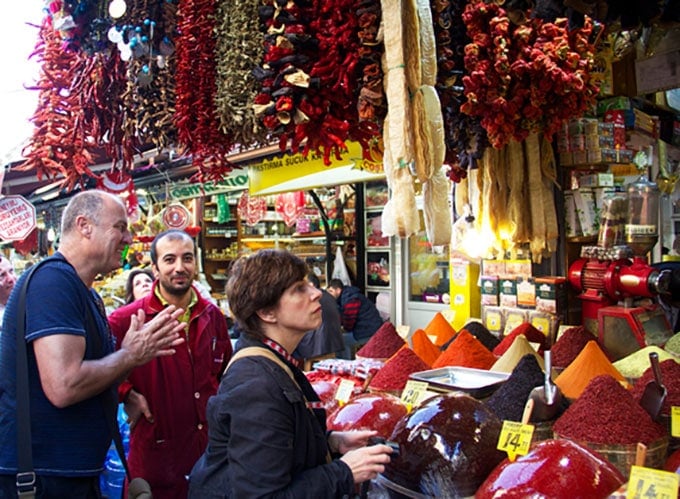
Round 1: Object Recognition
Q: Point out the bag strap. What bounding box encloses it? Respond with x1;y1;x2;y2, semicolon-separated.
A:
227;347;301;390
228;347;331;464
82;296;132;481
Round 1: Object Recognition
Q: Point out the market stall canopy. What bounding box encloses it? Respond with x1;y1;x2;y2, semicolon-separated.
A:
248;141;384;196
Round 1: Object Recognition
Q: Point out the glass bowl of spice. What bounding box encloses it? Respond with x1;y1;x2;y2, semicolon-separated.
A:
552;374;669;479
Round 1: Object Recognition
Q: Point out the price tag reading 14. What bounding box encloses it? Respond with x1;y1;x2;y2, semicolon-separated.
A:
497;420;534;461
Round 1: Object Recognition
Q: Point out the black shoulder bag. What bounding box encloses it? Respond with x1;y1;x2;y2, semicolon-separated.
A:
15;256;146;499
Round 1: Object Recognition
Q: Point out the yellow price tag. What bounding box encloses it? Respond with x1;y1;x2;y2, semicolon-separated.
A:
627;465;679;499
497;420;534;461
672;406;680;438
334;379;354;406
400;380;429;412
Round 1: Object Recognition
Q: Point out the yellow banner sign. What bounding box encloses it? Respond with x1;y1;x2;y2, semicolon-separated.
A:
248;141;384;196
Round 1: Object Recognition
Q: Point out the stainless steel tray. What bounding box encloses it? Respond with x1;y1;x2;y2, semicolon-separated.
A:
409;367;509;398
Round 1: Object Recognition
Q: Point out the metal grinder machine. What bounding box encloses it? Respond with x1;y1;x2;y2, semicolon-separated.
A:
568;176;673;361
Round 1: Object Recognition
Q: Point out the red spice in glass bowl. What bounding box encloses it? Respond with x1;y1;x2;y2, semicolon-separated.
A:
356;321;406;359
368;348;430;393
553;374;667;445
327;392;407;439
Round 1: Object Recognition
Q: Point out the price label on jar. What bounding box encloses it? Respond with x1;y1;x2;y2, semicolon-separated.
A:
400;380;429;411
334;379;355;406
497;421;534;461
627;465;679;499
672;406;680;438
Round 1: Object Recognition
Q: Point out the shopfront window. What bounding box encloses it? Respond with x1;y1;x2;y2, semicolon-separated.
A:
409;211;450;303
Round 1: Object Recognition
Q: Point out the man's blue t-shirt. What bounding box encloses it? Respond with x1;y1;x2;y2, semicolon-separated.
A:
0;254;115;476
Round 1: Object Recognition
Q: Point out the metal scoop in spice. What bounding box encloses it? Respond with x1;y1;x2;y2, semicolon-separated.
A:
639;351;667;422
528;350;563;422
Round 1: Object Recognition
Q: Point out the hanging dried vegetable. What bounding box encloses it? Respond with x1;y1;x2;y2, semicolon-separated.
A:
214;0;269;150
116;0;178;166
430;0;487;183
354;0;386;164
461;1;599;148
19;16;101;190
175;0;235;181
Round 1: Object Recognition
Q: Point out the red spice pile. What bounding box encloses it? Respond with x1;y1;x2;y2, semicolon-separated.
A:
631;359;680;416
432;329;497;370
553;374;667;445
493;322;548;357
357;321;406;359
368;348;430;392
552;326;596;368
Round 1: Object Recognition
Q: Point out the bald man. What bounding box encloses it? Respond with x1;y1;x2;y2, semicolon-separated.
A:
0;190;187;498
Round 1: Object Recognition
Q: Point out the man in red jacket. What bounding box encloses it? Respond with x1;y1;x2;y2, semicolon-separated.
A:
108;229;232;499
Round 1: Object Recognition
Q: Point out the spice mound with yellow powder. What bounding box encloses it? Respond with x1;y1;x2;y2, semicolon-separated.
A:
555;341;627;399
612;346;678;379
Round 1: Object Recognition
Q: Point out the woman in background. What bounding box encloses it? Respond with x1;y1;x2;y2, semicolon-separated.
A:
124;268;154;304
189;249;392;497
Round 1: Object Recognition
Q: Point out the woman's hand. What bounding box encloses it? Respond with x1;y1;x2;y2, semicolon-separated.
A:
328;430;378;454
339;442;393;484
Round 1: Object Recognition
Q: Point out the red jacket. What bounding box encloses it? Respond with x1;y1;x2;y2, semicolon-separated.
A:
108;283;232;499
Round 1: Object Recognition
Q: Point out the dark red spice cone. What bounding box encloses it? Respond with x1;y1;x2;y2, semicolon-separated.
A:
357;321;406;359
368;348;430;393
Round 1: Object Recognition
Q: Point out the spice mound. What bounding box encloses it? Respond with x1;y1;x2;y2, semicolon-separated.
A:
486;354;551;423
553;374;667;445
490;334;544;374
554;340;627;399
476;439;625;499
631;359;680;417
384;392;505;498
410;328;441;367
493;322;548;357
613;346;678;379
326;392;407;439
368;348;430;393
432;328;497;370
665;331;680;356
356;321;406;359
424;311;456;347
462;320;500;351
552;325;595;369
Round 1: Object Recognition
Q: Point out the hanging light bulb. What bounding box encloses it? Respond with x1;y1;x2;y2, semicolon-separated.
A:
109;0;127;18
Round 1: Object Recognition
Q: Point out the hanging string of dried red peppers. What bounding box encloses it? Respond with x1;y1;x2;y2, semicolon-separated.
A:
175;0;235;181
19;16;102;190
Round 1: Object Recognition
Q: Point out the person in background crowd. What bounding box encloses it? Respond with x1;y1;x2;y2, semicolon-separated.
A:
0;256;17;327
0;190;186;498
295;272;345;362
108;229;232;499
188;249;392;498
327;278;385;359
125;268;154;304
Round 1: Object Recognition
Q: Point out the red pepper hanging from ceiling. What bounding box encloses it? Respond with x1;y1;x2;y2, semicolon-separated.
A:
175;0;235;182
18;15;102;192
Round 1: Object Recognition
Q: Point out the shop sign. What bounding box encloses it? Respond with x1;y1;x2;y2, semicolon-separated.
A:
166;170;249;201
0;195;37;241
248;141;384;196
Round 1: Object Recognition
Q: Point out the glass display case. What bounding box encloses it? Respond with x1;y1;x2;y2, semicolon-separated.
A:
408;211;450;303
